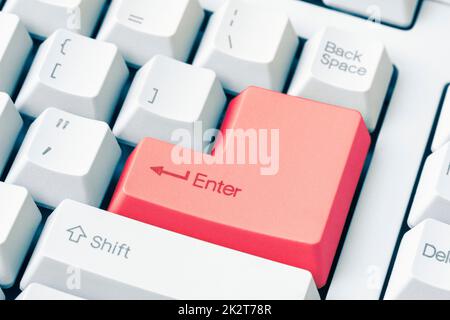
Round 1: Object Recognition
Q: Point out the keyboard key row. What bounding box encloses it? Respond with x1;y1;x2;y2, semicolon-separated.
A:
1;0;421;45
386;87;450;300
21;199;320;300
3;1;395;136
407;90;450;227
9;30;392;145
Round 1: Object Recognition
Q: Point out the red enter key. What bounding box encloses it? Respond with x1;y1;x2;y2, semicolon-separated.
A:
108;87;370;287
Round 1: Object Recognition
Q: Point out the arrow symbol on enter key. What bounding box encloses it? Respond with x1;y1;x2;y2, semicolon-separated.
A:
151;166;190;181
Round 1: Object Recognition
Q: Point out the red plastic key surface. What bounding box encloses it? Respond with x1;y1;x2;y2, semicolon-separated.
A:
109;87;370;287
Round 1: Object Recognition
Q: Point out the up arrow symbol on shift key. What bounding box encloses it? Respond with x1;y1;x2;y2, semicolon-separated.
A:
67;225;87;243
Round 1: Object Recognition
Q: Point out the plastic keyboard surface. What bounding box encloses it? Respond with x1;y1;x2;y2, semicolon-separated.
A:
0;0;450;301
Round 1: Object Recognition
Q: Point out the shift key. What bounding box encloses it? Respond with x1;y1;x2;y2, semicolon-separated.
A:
20;200;320;300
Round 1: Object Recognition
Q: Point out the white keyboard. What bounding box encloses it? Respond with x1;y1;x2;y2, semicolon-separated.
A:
0;0;450;301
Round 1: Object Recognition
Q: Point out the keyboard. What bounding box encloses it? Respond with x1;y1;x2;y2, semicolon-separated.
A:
0;0;449;300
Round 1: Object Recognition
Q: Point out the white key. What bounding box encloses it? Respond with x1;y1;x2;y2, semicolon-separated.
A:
113;55;226;150
193;0;298;93
384;219;450;300
97;0;204;67
15;29;129;122
198;0;225;11
2;0;106;39
0;182;41;287
0;12;33;95
17;283;84;300
432;88;450;152
323;0;419;28
408;142;450;227
0;93;23;176
21;199;320;300
288;27;393;132
6;108;121;209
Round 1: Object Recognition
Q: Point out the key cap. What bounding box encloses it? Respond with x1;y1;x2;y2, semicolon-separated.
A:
432;88;450;152
113;55;226;150
193;0;298;93
6;108;121;209
2;0;106;39
0;12;33;96
0;93;23;176
15;29;129;122
323;0;419;28
97;0;204;67
108;87;370;287
408;142;450;227
17;283;84;300
0;182;41;287
21;199;320;300
384;219;450;300
288;27;393;132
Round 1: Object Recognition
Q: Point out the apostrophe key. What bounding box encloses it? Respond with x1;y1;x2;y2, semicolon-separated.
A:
6;108;121;209
108;87;371;287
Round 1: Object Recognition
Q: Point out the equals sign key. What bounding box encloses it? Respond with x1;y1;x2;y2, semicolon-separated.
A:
128;14;144;24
